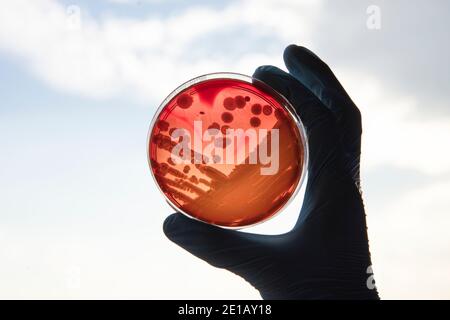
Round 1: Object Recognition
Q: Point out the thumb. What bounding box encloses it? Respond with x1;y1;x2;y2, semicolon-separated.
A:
163;213;265;271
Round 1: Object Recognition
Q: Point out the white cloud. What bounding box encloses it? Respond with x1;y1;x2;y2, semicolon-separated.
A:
339;71;450;175
2;0;448;176
0;0;320;101
367;179;450;299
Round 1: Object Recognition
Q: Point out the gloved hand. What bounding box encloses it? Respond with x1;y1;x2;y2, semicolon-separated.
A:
162;45;379;300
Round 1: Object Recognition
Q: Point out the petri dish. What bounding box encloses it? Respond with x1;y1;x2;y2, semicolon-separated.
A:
147;73;308;228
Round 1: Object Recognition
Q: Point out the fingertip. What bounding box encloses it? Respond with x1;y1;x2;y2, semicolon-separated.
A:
253;65;292;99
253;65;283;81
298;46;320;59
284;44;320;59
284;45;331;80
283;44;298;62
162;213;179;239
283;45;305;71
163;212;218;242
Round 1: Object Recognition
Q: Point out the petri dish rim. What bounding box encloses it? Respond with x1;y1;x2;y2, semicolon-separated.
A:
146;72;309;230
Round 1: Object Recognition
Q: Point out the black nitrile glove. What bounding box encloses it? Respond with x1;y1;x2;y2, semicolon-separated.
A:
163;45;379;300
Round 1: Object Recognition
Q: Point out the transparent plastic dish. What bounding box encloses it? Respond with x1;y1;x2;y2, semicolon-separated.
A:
147;73;308;228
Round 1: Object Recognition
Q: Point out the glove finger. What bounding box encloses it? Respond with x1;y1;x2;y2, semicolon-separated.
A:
252;65;341;179
253;65;331;129
283;45;361;125
283;45;362;182
163;213;268;272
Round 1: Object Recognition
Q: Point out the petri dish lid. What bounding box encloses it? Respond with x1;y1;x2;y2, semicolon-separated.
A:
147;72;308;229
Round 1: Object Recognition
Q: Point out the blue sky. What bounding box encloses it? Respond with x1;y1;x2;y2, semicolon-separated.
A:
1;0;450;299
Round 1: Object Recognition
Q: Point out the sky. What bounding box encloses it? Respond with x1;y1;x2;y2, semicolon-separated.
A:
0;0;449;299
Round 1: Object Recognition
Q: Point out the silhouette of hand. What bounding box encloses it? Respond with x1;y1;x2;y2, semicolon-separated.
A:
162;45;379;300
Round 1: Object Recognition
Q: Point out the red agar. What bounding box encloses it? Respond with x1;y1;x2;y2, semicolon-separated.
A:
149;76;305;228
